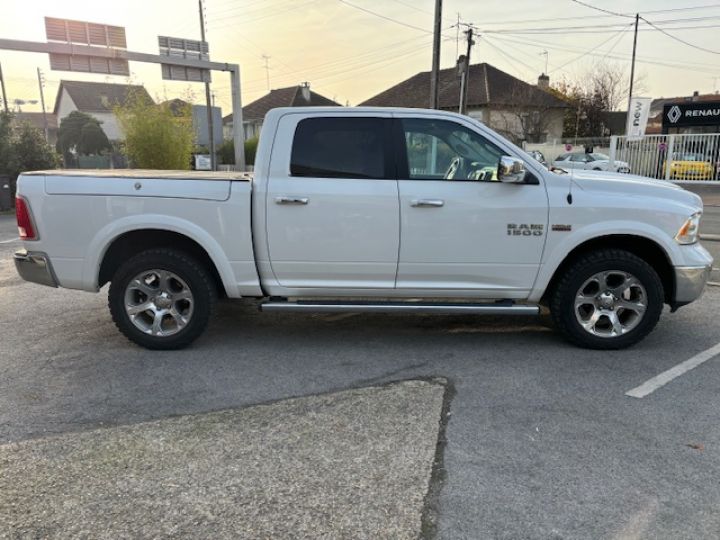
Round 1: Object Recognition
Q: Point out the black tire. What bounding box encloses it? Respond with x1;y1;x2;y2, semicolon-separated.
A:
108;248;217;350
550;249;664;350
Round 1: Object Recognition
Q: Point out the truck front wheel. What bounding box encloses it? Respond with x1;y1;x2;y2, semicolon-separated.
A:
550;249;664;350
108;248;217;350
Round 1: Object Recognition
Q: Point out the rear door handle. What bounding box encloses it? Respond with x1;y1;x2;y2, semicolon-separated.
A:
411;199;444;207
275;196;309;205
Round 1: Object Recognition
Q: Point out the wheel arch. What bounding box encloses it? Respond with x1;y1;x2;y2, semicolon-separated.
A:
539;234;675;305
97;229;228;297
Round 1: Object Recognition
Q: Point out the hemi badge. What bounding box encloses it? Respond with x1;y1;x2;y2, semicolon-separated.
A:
552;224;572;232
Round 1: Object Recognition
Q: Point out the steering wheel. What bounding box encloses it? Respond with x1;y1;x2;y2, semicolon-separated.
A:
444;156;465;179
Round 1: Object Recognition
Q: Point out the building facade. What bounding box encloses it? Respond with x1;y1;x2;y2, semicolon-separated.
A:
53;80;153;142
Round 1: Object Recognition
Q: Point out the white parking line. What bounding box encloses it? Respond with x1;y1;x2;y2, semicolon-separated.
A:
626;341;720;398
0;238;19;244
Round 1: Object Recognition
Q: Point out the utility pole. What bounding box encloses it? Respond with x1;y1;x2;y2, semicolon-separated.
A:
455;13;461;60
199;0;216;171
36;67;48;142
627;13;639;112
0;61;8;113
459;27;474;115
429;0;442;109
262;54;271;90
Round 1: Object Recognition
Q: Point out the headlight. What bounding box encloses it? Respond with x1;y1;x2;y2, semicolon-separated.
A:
675;212;702;245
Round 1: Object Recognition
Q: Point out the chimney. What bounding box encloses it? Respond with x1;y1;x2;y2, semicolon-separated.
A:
692;90;700;101
537;73;550;90
300;82;311;102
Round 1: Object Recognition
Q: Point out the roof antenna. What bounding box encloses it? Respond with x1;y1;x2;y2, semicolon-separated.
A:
567;169;574;205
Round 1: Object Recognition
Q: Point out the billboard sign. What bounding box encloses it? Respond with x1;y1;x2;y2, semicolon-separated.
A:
158;36;211;82
44;17;129;76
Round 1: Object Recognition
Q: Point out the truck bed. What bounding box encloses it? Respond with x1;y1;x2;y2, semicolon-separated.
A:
23;169;254;182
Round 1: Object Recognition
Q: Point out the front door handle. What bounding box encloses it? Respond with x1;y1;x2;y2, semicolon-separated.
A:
275;196;309;205
411;199;444;208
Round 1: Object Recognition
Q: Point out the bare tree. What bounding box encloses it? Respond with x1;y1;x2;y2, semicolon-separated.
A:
554;63;647;138
589;62;645;111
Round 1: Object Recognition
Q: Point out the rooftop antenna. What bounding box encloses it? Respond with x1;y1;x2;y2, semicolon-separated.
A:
540;50;548;74
262;54;271;90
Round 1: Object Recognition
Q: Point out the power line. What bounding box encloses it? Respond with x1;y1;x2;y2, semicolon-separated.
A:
215;34;428;90
599;21;632;61
336;0;434;34
209;0;320;29
481;3;720;27
481;24;720;35
488;33;719;75
570;0;633;18
386;0;433;15
241;37;439;93
482;15;720;34
640;15;720;55
549;23;634;72
481;36;540;78
210;0;281;14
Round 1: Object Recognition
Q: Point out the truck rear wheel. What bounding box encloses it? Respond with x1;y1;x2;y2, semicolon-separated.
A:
108;248;217;350
550;249;664;350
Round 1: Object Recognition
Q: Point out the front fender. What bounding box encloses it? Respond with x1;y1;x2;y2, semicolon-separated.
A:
529;220;680;303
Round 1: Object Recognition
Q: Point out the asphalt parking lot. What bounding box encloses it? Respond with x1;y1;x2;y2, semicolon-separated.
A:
1;198;720;539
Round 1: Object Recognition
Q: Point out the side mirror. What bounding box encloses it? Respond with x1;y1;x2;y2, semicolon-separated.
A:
497;156;527;183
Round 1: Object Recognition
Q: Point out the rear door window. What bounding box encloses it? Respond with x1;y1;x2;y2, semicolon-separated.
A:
290;117;391;179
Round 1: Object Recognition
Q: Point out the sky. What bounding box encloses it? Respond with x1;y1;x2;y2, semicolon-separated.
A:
1;0;719;117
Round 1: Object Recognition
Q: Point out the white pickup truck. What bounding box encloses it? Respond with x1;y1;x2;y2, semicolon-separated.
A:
13;107;713;350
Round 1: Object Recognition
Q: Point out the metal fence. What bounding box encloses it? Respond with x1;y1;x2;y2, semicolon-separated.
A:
609;133;720;182
525;138;611;163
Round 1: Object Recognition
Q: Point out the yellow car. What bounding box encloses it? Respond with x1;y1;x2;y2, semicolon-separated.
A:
666;153;713;180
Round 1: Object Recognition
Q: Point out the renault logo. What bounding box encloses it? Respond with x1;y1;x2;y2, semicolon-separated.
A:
667;105;682;124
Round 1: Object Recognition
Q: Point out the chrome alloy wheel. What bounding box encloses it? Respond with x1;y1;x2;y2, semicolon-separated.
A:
574;270;647;338
124;269;194;337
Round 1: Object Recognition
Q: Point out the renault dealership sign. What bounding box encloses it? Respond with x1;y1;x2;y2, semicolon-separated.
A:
663;101;720;128
625;96;652;140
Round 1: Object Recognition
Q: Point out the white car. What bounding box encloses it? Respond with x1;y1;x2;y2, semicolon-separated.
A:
13;107;711;351
553;152;630;173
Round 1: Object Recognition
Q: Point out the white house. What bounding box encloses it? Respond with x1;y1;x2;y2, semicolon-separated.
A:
53;80;154;142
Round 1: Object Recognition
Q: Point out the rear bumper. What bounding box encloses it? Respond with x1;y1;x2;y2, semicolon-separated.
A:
671;264;711;310
13;250;58;288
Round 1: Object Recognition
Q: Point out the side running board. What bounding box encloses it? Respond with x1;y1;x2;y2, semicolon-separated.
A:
259;300;539;315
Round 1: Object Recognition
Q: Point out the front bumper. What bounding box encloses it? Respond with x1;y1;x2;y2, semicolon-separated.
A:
13;250;58;288
671;264;712;310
